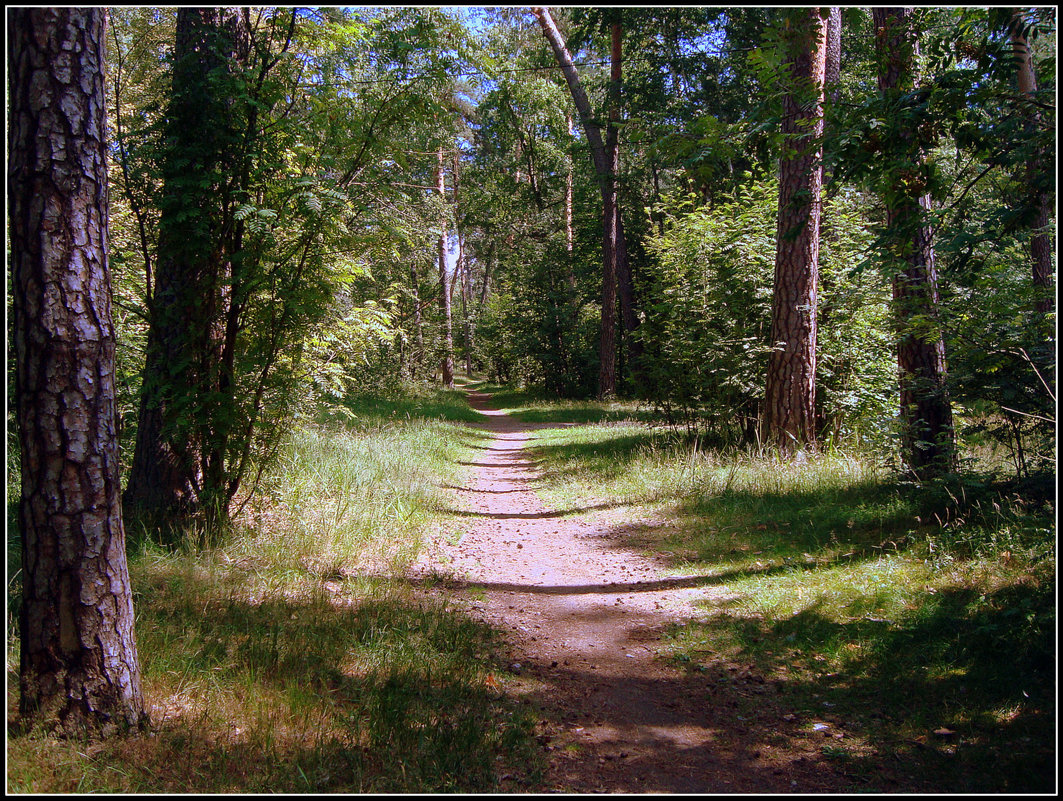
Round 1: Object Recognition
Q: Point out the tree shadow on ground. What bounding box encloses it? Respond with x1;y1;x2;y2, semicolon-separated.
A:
657;580;1055;793
530;429;683;484
7;568;541;793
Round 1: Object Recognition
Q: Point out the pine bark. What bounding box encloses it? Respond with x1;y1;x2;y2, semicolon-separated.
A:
873;7;955;477
1009;9;1055;315
123;7;251;523
764;8;828;451
9;6;147;735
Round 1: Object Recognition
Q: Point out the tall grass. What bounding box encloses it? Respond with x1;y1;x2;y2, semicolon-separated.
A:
7;389;539;793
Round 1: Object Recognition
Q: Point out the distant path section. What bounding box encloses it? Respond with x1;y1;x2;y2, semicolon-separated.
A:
410;389;848;793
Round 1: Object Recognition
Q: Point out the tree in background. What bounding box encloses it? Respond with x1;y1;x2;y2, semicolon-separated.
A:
763;7;829;452
437;145;456;388
872;7;955;478
123;7;254;526
1008;8;1055;315
8;7;147;735
532;6;633;398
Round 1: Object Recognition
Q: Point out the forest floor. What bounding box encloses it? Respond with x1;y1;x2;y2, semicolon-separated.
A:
410;389;893;793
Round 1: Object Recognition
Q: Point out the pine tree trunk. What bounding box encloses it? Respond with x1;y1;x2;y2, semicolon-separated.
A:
124;7;251;524
764;8;828;452
9;7;147;735
874;7;955;478
1009;9;1055;315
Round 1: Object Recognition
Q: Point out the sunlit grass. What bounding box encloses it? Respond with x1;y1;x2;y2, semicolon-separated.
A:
509;396;1055;793
7;388;540;793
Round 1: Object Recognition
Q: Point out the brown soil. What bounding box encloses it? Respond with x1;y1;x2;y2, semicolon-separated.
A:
410;390;866;793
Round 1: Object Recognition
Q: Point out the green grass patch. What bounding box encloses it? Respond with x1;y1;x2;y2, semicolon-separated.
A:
7;388;541;793
324;383;489;427
516;399;1055;793
476;381;659;425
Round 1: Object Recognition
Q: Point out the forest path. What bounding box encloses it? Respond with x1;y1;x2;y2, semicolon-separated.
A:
410;389;847;793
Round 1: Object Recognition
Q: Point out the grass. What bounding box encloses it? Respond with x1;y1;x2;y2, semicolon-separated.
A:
6;386;539;793
7;382;1055;793
481;388;1056;793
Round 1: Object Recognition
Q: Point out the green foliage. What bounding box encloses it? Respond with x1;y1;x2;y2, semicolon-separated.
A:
639;178;895;447
638;181;774;439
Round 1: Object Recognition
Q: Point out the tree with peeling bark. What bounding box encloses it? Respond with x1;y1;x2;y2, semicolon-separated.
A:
8;6;148;736
872;7;955;478
763;7;829;452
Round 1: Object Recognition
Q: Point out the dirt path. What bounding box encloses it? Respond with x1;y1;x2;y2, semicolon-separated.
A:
411;390;852;793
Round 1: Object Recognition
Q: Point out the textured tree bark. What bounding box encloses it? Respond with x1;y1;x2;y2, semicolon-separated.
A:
764;8;827;452
438;146;455;389
9;6;148;735
874;7;955;478
1009;9;1055;315
822;7;842;194
123;7;251;524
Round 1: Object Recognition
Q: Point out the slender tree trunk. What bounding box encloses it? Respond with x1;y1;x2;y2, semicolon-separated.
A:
1009;8;1055;315
459;232;475;375
764;8;828;452
9;7;147;735
565;113;575;255
479;243;495;316
610;23;642;380
410;263;424;379
438;146;455;389
874;7;955;478
124;7;251;524
533;6;636;398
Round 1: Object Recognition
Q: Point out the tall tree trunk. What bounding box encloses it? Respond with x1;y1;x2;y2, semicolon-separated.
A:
1009;8;1055;315
410;263;424;379
459;231;475;375
438;146;455;389
874;7;955;478
532;6;635;398
565;113;575;255
816;8;843;439
479;243;495;316
124;7;251;525
764;8;828;452
9;7;147;735
822;7;843;193
610;23;643;380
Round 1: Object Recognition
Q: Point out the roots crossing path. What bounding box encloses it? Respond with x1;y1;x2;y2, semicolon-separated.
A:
411;390;848;793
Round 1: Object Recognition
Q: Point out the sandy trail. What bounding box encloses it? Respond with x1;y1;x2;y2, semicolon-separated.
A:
411;390;846;792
